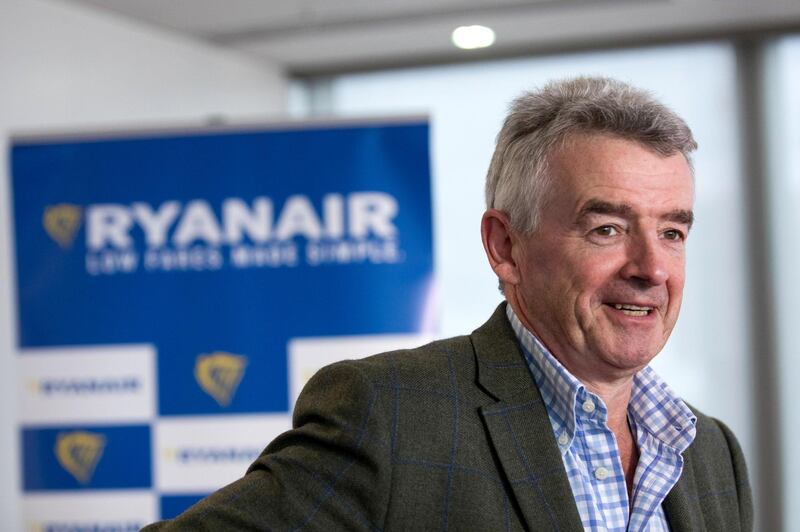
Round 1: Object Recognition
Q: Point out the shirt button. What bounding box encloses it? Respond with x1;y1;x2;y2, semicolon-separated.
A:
582;399;595;413
594;466;609;481
557;432;569;446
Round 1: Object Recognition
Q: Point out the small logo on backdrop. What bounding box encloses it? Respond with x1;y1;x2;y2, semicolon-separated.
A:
195;352;247;407
43;204;83;249
30;521;141;532
162;445;261;464
55;430;106;484
30;376;141;396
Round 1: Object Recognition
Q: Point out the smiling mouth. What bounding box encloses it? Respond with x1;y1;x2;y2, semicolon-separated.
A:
609;303;653;317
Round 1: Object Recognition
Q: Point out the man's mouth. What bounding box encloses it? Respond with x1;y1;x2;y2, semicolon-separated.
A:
609;303;653;317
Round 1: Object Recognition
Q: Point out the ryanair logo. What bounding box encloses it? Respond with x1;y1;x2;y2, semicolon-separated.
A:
43;204;83;249
55;431;106;484
195;352;247;407
47;193;403;275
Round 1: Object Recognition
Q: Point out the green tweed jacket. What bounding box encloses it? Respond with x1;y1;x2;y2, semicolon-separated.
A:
145;304;752;531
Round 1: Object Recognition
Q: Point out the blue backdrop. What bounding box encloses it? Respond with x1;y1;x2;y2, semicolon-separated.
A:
12;119;433;520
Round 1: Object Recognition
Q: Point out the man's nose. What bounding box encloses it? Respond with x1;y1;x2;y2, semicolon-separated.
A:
620;234;669;286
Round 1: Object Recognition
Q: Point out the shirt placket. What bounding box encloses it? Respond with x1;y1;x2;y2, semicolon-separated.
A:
577;390;631;532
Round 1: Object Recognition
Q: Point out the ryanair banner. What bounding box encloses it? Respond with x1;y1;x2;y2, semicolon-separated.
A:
11;118;434;526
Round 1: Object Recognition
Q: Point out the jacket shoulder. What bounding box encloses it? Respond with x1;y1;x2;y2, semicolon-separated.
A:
322;303;514;391
321;334;477;389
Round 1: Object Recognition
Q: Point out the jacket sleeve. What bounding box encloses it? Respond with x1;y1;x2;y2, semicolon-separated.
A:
141;360;393;531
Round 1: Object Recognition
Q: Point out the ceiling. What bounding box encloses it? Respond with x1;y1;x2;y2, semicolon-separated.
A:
57;0;800;76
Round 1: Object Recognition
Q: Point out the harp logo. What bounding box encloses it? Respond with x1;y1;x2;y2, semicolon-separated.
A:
43;204;83;249
55;431;106;484
195;352;247;407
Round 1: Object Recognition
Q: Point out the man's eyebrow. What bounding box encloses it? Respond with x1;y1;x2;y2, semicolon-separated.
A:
665;209;694;229
576;200;633;221
576;199;694;229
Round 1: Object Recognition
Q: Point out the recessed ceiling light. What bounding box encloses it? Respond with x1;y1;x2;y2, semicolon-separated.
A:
451;25;496;50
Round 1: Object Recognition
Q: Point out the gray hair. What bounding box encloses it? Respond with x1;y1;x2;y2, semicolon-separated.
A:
485;76;698;233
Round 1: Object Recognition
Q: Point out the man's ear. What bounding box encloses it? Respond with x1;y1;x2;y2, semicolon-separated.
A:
480;209;521;286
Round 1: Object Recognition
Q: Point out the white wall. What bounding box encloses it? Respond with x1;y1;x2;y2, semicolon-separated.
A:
0;0;287;528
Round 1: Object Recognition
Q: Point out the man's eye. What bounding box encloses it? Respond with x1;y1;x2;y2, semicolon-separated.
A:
593;225;619;237
662;229;685;241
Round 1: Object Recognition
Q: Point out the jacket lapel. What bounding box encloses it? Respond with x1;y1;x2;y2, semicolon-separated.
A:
663;450;706;532
472;304;583;531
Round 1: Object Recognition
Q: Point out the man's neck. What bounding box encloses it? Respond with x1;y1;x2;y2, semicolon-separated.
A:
581;379;634;432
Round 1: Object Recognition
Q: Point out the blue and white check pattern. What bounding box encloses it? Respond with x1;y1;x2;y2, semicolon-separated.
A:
507;306;697;531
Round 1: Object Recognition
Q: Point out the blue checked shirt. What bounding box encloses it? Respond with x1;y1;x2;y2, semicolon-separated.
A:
507;306;697;531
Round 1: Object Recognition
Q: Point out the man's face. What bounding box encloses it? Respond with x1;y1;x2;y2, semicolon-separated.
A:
510;133;694;382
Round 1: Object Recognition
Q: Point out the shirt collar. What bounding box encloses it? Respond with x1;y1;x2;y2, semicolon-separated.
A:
629;366;697;452
506;304;696;453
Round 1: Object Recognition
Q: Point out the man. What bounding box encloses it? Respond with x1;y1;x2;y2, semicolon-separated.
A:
145;77;752;531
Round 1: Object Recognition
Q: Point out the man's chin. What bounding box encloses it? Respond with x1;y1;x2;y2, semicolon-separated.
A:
594;339;663;373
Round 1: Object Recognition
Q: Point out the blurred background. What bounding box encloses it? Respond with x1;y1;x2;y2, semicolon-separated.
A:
1;0;798;530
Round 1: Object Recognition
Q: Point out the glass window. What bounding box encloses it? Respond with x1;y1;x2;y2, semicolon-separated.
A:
765;34;800;532
303;42;753;480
